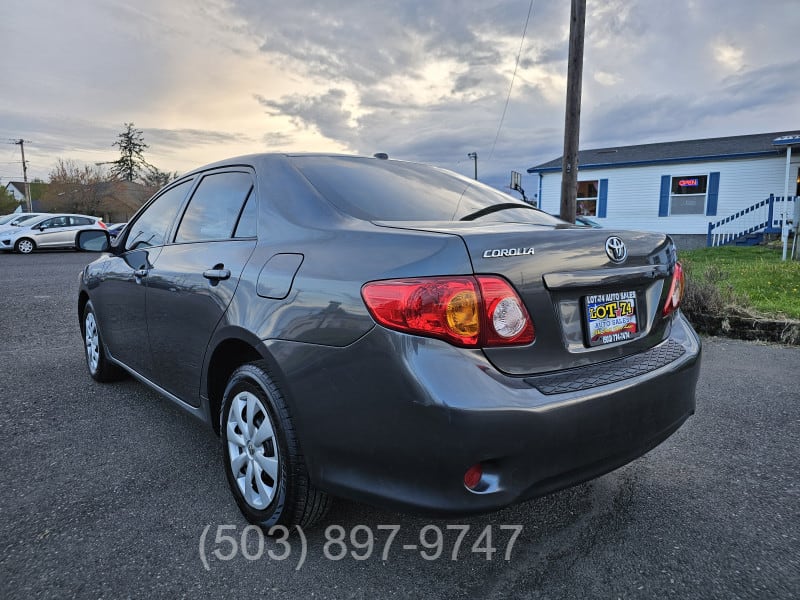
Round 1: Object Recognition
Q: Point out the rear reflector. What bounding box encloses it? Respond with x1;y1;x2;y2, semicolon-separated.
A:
361;275;534;348
464;464;483;490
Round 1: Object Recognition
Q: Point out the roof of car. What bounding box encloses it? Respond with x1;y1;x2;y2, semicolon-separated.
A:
177;153;414;179
29;213;99;222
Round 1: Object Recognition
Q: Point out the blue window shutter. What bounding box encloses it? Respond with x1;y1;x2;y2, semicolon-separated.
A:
597;179;608;218
659;175;670;217
706;171;720;216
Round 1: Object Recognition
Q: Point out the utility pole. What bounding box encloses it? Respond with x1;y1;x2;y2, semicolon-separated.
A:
467;152;478;180
559;0;586;224
12;139;32;212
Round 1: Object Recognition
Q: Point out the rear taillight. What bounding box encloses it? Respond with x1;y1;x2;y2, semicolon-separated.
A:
98;221;107;229
361;275;534;348
663;262;685;316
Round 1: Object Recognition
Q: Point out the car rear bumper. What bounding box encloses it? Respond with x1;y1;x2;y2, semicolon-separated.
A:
266;312;701;516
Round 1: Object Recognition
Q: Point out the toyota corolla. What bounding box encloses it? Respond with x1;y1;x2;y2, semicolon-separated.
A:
76;153;701;528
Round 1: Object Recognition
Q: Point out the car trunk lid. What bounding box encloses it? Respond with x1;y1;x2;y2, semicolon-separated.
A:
374;220;677;376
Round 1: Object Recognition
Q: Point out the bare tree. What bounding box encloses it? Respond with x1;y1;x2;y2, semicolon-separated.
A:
45;159;115;216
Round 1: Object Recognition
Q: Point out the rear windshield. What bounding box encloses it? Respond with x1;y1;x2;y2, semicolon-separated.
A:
290;156;561;224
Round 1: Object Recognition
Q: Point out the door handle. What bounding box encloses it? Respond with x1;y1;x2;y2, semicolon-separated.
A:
203;268;231;281
134;269;149;278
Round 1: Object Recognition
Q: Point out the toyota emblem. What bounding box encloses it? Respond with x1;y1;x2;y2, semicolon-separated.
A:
605;237;627;263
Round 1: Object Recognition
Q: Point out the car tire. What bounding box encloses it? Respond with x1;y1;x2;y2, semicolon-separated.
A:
82;301;125;382
15;238;35;254
221;361;331;529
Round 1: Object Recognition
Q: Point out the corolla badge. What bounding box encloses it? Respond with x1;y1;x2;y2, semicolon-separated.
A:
482;247;535;258
605;236;627;263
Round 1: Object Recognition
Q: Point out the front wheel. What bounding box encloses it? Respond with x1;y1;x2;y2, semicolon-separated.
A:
15;238;35;254
82;301;125;382
221;361;330;528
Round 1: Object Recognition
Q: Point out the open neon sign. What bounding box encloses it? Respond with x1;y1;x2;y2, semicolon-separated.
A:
678;178;699;187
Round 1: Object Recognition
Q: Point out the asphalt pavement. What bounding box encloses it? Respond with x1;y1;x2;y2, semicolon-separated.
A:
0;251;797;599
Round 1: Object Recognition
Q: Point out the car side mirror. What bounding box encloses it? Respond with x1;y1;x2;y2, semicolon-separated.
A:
77;229;111;252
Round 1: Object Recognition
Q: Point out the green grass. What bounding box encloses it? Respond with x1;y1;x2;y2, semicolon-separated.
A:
679;244;800;319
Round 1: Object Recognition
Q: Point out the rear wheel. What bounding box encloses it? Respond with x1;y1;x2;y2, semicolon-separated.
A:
15;238;35;254
221;361;330;528
82;301;125;382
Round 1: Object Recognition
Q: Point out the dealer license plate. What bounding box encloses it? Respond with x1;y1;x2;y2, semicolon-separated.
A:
585;291;638;346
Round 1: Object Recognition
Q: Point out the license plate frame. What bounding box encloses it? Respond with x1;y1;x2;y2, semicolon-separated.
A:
584;291;639;346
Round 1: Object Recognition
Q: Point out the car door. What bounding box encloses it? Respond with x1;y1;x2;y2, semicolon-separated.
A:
92;180;193;378
145;170;257;405
34;216;71;247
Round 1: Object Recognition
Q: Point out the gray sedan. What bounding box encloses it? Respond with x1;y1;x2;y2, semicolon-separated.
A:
76;153;701;528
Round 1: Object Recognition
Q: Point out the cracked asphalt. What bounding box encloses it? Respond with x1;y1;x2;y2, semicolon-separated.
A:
0;251;797;599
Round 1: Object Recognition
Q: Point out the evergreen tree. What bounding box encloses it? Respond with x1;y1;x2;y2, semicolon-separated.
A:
111;123;152;182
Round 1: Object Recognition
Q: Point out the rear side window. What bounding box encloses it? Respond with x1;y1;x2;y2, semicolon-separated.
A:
290;156;559;224
70;216;93;226
175;172;253;243
126;180;190;250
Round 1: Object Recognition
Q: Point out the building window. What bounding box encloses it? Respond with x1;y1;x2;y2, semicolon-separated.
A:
670;175;707;215
577;180;598;216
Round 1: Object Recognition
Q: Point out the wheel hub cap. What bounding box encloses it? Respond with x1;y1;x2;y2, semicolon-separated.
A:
226;390;280;510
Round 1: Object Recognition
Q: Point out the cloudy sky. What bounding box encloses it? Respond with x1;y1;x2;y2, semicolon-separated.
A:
1;0;798;192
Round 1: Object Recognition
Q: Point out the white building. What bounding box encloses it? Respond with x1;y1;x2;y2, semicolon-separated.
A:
528;131;800;248
5;181;28;205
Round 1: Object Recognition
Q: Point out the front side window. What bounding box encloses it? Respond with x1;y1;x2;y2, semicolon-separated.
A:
670;175;707;215
41;216;69;228
174;172;253;243
576;180;598;216
126;180;191;250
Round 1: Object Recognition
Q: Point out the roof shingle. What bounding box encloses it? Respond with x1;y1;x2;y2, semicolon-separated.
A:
528;130;800;173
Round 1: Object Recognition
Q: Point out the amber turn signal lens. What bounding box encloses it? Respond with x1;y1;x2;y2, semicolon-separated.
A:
445;290;480;337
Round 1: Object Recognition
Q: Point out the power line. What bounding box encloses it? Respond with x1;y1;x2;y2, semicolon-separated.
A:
487;0;536;164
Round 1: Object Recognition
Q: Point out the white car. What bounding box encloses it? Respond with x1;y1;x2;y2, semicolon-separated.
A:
0;212;46;231
0;213;106;254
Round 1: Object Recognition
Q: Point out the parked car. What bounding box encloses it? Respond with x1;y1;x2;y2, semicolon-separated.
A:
76;153;701;528
0;213;105;253
0;212;46;231
106;222;128;240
